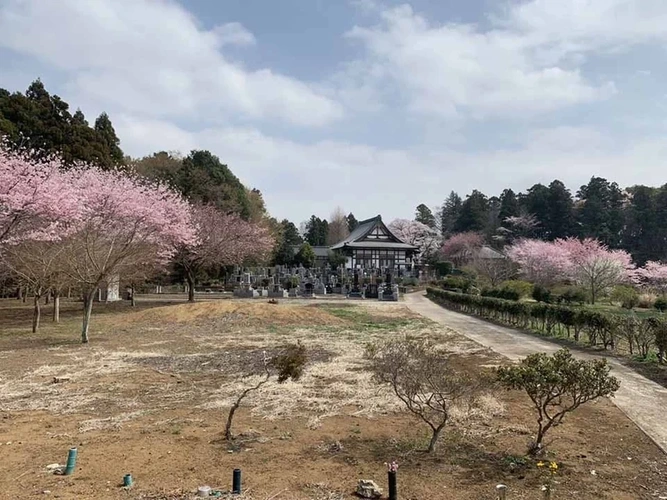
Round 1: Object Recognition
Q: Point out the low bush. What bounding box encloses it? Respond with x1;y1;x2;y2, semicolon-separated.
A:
610;285;639;309
434;261;454;277
500;280;534;299
638;293;657;309
481;288;520;301
439;275;474;293
426;287;662;355
553;286;589;305
654;296;667;312
532;285;552;303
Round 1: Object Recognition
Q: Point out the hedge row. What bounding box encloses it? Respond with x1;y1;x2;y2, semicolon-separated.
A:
426;287;667;360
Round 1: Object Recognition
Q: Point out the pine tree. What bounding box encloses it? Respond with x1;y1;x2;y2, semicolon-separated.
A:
415;204;437;228
94;112;124;165
545;180;574;240
455;190;488;233
440;191;462;237
499;189;520;223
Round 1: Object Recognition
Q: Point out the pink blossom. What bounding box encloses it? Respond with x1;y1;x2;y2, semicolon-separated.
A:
0;147;80;245
440;232;484;267
633;261;667;293
506;239;571;287
176;204;275;301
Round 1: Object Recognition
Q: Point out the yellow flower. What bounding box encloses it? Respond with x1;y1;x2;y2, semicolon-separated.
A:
549;462;558;470
537;462;545;468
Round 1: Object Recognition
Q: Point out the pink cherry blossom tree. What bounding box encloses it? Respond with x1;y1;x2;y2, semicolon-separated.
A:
0;147;80;245
174;204;275;302
555;238;634;304
388;219;441;263
62;167;196;342
506;239;571;287
634;261;667;294
440;232;484;267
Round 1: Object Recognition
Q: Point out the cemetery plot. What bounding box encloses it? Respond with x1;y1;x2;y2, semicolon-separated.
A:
0;298;665;499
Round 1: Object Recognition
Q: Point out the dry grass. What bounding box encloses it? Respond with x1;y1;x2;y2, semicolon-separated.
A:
122;301;347;327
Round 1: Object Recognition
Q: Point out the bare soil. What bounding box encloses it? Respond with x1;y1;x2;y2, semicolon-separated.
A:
0;297;665;499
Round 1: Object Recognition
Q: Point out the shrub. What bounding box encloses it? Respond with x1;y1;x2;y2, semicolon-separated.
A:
225;343;307;440
434;261;454;277
500;280;534;299
481;288;520;301
638;293;657;309
497;349;620;454
366;338;490;453
440;275;474;293
610;285;639;309
648;317;667;363
532;285;552;303
655;296;667;312
552;286;589;305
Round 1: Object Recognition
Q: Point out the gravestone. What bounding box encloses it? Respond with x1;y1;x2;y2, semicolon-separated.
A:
348;271;363;299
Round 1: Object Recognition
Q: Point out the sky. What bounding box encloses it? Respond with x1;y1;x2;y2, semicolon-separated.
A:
2;0;667;224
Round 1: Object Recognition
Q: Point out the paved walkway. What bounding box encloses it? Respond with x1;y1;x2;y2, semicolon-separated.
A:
404;292;667;454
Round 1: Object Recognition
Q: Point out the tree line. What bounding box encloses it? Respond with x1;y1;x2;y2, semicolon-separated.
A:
410;180;667;265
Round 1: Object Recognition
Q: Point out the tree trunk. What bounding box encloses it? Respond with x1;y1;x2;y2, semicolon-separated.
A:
427;426;444;453
17;287;22;300
22;290;27;303
81;290;96;344
53;291;60;323
45;291;50;305
67;287;71;299
131;285;136;307
32;291;42;333
187;273;195;303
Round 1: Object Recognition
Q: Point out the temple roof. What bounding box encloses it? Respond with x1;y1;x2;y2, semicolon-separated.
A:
330;215;419;251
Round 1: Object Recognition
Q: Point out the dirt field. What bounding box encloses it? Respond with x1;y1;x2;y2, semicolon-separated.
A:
1;296;666;499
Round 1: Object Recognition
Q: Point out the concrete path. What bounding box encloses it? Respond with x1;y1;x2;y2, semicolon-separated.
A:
404;292;667;454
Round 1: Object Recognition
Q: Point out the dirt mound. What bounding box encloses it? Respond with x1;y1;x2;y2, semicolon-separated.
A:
123;300;347;327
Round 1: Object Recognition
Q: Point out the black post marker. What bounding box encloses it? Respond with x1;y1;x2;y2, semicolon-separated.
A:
232;468;242;494
388;470;397;500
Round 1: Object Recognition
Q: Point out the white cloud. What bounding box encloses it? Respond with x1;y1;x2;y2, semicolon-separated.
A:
344;4;621;119
114;116;667;222
0;0;342;127
212;22;256;47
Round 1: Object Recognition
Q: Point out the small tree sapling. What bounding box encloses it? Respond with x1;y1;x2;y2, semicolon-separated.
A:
497;349;620;454
365;338;490;453
225;343;307;441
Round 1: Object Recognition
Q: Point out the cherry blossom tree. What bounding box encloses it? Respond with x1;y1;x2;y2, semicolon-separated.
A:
556;238;634;304
507;237;635;303
62;167;196;342
439;232;484;267
174;204;275;302
1;240;68;332
506;239;571;287
0;147;80;245
388;219;441;263
634;261;667;294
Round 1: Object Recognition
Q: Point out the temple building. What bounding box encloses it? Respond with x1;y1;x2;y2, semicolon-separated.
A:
329;215;419;273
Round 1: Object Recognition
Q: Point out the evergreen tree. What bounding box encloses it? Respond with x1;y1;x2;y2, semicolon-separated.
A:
622;186;659;264
577;177;625;247
273;219;303;265
94;112;124;165
440;191;462;237
304;216;328;246
522;183;550;238
455;190;488;233
415;203;437;228
498;189;520;223
545;180;574;240
0;80;124;168
178;150;251;218
347;213;359;232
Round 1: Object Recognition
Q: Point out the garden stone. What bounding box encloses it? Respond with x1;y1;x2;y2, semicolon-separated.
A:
356;479;382;498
